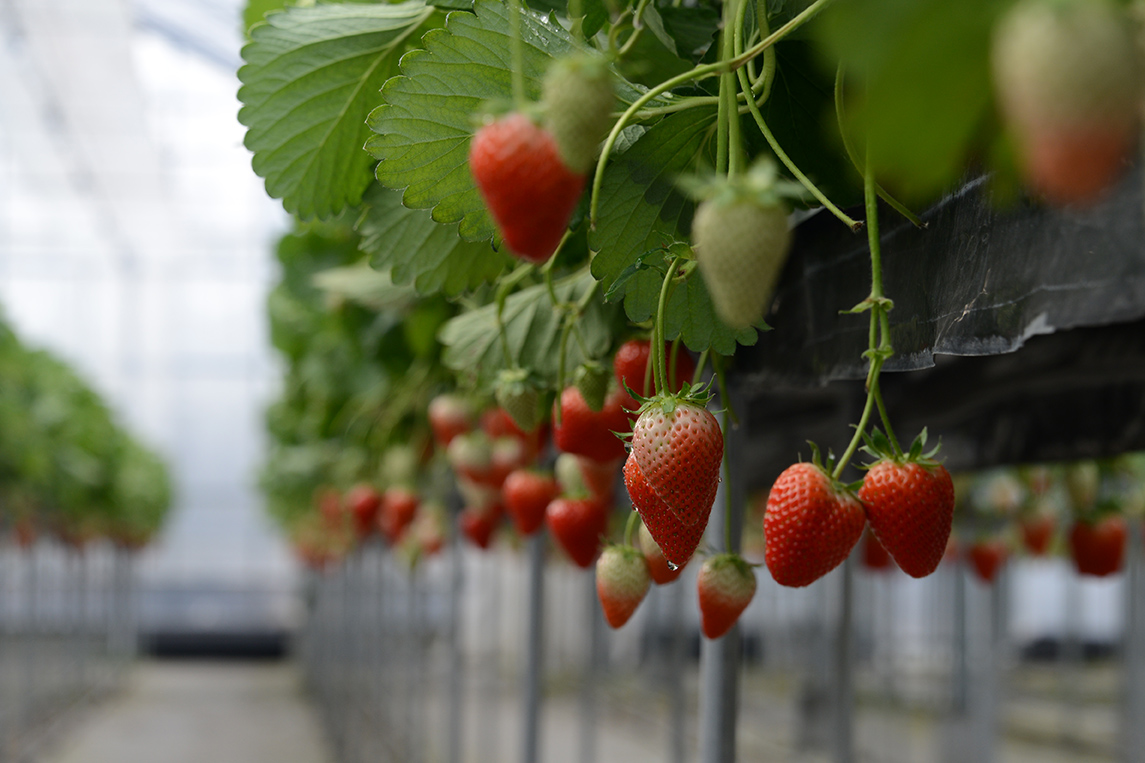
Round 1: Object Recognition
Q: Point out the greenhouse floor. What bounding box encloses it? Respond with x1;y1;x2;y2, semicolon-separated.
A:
41;661;331;763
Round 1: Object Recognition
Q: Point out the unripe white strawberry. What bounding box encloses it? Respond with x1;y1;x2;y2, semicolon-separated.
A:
992;0;1140;204
693;198;790;331
596;544;651;628
542;54;616;174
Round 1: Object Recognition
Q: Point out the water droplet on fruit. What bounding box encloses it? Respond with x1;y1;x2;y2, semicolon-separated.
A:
667;561;678;571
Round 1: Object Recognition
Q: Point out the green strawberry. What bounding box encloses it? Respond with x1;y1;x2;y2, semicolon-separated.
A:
574;361;611;412
687;161;799;330
542;54;616;174
494;368;541;433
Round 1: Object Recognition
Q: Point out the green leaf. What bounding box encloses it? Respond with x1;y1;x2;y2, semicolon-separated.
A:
657;5;721;63
438;270;619;388
357;184;511;295
589;107;712;301
238;2;435;219
311;261;420;311
580;0;609;39
366;0;659;242
816;0;999;202
433;0;473;9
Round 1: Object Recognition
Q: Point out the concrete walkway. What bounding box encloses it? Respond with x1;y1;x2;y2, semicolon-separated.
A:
43;661;331;763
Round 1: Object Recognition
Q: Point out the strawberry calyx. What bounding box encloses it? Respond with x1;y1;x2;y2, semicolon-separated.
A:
678;159;808;209
859;427;942;469
803;440;864;496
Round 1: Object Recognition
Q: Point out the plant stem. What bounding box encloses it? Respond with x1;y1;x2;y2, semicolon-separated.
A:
624;509;640;546
617;0;651;57
692;349;710;386
831;371;879;482
654;258;682;397
589;0;831;227
735;11;860;230
509;0;526;108
872;378;902;458
722;0;744;177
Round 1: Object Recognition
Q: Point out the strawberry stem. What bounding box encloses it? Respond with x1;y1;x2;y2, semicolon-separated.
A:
508;0;526;109
654;257;682;397
624;509;639;547
735;6;860;230
692;349;710;387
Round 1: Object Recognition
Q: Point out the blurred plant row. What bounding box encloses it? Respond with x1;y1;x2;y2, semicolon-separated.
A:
0;318;171;549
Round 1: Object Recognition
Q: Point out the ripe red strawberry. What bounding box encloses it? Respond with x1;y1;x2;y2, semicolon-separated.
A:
992;0;1140;205
638;519;686;584
595;544;651;628
967;539;1008;584
631;399;723;526
380;486;419;544
552;386;631;463
460;507;499;550
690;164;795;330
697;553;757;639
346;483;382;538
858;460;955;579
502;469;559;536
546;496;609;568
482;406;546;465
1068;515;1126;577
1019;513;1056;556
542;54;615;174
860;528;894;572
624;453;709;567
429;394;473;447
470;113;584;263
613;339;696;402
764;462;865;587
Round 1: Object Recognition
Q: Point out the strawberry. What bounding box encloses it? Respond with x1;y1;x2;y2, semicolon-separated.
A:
457;476;502;513
638;519;686;584
764;461;865;587
992;0;1140;205
429;394;473;447
345;483;382;538
624;453;709;566
631;399;723;526
481;407;546;463
967;539;1008;584
448;431;494;484
503;469;559;536
552;386;631;463
595;544;651;628
470;113;585;263
1068;515;1126;577
576;455;621;501
574;361;611;412
542;54;615;174
613;339;696;402
860;528;894;572
460;506;499;550
411;504;446;556
1019;513;1056;556
546;496;609;568
858;455;954;580
688;162;797;330
380;486;419;544
697;553;757;639
495;369;541;434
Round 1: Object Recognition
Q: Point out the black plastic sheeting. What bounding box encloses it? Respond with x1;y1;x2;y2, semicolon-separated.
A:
729;166;1145;485
738;167;1145;386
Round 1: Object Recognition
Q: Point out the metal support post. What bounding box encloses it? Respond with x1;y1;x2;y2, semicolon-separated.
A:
698;406;744;763
521;531;545;763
